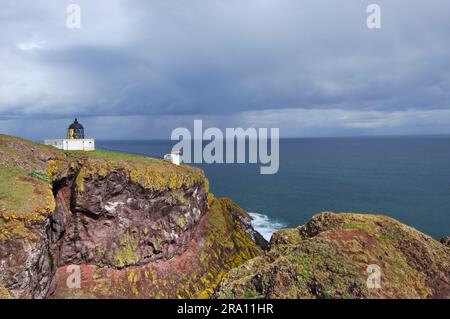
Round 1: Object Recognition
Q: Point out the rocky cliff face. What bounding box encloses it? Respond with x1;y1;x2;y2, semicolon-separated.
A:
51;173;208;269
1;134;449;299
0;135;264;298
217;212;450;299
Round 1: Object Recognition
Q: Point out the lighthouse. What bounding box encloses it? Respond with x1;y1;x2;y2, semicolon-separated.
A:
68;118;85;139
44;118;95;151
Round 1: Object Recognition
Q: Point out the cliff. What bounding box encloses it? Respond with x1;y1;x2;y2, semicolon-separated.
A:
1;134;449;299
216;212;450;299
0;134;264;298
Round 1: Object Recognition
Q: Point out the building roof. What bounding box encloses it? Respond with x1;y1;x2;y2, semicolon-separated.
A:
69;118;84;130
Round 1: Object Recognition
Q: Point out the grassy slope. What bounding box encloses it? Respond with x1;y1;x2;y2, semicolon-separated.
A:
0;135;60;240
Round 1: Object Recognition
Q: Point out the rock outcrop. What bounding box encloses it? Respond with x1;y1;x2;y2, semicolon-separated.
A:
0;135;265;298
217;212;450;299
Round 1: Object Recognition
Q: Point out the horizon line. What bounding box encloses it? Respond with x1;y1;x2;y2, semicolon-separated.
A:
30;133;450;142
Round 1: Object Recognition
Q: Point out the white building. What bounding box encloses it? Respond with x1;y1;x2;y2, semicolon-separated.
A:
164;150;182;165
44;138;95;151
44;118;95;151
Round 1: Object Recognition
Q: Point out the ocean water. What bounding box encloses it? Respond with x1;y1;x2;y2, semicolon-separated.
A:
97;137;450;240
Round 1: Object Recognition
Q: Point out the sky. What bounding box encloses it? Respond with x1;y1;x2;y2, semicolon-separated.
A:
1;0;450;140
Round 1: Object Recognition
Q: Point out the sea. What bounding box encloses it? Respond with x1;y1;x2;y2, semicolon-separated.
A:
96;136;450;241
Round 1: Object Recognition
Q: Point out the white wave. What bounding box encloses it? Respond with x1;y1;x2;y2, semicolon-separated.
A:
248;212;287;241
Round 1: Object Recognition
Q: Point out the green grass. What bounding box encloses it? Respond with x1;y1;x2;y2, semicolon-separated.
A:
0;167;35;213
297;255;311;280
66;149;153;161
0;134;65;169
0;166;54;220
244;290;255;299
28;171;52;184
342;221;372;233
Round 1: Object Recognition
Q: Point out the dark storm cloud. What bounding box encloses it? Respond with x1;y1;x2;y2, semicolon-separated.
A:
1;0;450;138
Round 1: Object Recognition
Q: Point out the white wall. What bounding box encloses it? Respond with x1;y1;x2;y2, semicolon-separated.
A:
44;139;64;149
44;139;95;151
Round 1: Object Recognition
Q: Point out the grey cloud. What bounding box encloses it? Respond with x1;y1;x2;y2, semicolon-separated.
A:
1;0;450;138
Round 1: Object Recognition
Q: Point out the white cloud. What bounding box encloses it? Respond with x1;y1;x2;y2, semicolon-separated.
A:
18;40;45;51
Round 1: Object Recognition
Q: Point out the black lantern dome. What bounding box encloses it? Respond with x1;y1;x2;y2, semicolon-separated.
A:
68;118;85;139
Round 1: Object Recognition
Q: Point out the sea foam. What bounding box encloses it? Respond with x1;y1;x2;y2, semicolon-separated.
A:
248;212;287;241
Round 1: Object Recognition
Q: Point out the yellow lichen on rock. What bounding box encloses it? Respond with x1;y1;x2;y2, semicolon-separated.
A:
190;197;263;299
112;237;141;268
0;284;10;299
70;150;206;194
